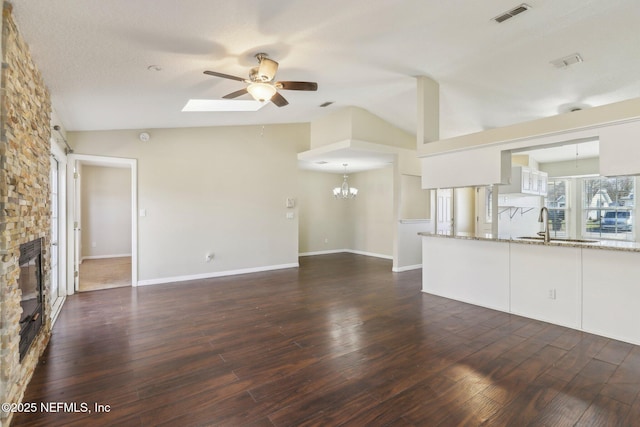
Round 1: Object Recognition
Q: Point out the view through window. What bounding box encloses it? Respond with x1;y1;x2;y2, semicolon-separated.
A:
583;176;634;239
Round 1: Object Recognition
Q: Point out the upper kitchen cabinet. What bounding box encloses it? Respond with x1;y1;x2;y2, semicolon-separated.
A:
500;166;548;196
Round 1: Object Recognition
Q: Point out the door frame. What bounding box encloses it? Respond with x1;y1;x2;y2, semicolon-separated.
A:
50;139;67;323
66;154;138;294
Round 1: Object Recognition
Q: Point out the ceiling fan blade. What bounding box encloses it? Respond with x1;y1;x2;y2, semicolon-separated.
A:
271;92;289;107
222;88;249;99
277;81;318;91
203;70;246;82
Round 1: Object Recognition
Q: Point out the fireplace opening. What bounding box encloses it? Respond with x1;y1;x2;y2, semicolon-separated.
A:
18;238;44;361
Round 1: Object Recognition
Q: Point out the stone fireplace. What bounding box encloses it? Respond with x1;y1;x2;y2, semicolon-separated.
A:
18;238;44;362
1;3;53;426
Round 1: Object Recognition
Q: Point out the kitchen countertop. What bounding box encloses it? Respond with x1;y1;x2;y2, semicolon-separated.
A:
418;231;640;252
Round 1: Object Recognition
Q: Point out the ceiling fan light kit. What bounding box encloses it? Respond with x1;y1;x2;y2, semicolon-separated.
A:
200;53;317;108
247;82;277;102
256;53;278;81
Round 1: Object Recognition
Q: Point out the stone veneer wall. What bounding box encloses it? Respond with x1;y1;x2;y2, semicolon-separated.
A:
0;3;52;426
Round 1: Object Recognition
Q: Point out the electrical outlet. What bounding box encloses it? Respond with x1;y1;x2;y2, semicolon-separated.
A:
324;238;329;244
548;289;556;300
205;253;214;262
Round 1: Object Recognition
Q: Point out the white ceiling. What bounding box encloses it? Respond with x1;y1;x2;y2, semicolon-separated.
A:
515;138;600;163
10;0;640;144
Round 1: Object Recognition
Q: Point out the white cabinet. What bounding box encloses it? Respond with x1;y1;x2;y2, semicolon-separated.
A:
510;243;582;329
422;237;510;311
582;250;640;345
500;166;547;196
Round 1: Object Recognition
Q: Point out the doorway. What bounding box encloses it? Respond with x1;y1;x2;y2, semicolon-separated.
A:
67;154;137;293
50;140;67;322
436;188;453;234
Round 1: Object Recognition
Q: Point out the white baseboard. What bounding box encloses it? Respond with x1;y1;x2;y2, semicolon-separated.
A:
82;253;132;262
298;249;346;257
346;249;393;260
298;249;393;260
136;262;299;287
392;264;422;272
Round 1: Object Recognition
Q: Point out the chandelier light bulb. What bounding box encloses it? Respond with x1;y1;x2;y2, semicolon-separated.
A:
332;163;358;199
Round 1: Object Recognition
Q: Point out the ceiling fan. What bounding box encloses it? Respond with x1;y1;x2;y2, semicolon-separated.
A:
203;53;318;107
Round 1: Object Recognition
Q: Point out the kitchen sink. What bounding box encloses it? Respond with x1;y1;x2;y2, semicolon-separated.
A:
516;236;599;244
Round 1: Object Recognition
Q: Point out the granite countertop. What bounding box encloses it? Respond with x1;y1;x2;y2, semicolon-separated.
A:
418;231;640;252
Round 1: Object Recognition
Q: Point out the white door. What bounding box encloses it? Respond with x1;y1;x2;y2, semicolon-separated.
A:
50;156;60;301
436;188;453;234
73;162;81;292
475;186;494;235
50;141;67;321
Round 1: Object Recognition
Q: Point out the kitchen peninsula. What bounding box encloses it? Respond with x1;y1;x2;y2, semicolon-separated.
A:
419;231;640;346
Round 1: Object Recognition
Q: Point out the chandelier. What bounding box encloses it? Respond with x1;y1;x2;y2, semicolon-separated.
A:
333;164;358;199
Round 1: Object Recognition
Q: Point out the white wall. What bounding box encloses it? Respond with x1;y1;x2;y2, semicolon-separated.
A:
540;157;599;177
350;167;394;257
69;124;309;284
400;174;430;219
298;170;349;254
80;165;131;258
310;106;415;150
454;187;475;234
497;195;542;237
298;166;395;259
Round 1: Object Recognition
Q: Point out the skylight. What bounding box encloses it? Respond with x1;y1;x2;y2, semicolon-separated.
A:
182;99;268;112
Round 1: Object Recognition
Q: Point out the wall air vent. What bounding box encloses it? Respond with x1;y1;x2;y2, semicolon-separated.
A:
550;53;584;69
493;3;531;23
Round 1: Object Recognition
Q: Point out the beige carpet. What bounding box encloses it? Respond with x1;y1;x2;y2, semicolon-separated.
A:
79;257;131;292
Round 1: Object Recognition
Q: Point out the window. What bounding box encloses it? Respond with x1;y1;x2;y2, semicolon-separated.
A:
583;176;634;239
545;179;568;237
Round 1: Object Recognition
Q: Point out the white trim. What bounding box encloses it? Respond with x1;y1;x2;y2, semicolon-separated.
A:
399;219;430;224
298;249;346;257
67;154;138;291
298;249;393;260
50;139;67;321
346;249;393;260
137;263;299;286
392;264;422;272
50;295;66;326
82;253;132;261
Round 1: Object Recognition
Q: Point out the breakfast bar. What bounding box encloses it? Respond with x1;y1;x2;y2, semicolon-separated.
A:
419;232;640;345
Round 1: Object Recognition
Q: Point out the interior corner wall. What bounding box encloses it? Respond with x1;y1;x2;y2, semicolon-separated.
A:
298;169;350;253
80;165;132;259
349;167;394;257
68;123;309;283
350;107;415;150
0;4;52;424
310;108;353;148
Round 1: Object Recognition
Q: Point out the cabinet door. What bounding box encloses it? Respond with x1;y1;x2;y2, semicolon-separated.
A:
531;171;539;193
521;167;532;192
538;172;548;196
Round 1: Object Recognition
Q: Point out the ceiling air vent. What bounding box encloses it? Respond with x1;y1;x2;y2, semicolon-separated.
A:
550;53;584;69
493;3;531;23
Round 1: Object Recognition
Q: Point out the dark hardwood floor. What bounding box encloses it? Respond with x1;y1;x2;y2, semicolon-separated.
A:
12;253;640;426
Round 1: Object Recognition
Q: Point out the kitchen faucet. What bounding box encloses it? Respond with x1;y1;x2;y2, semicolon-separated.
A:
538;206;550;243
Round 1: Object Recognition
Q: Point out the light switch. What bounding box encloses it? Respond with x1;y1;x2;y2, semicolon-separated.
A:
286;212;294;219
139;209;147;217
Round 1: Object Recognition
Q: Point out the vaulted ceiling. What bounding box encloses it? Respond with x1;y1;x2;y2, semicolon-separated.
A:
10;0;640;140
